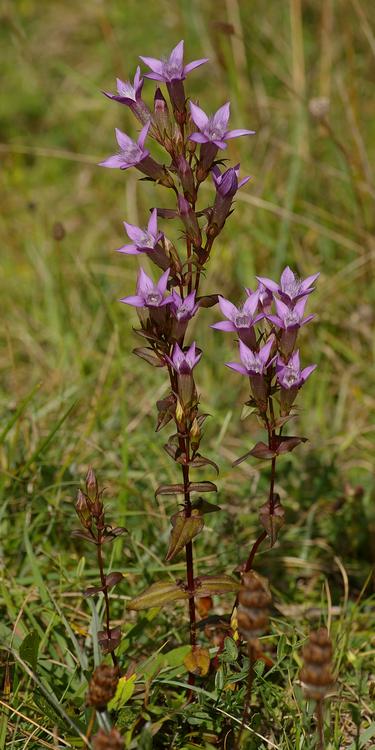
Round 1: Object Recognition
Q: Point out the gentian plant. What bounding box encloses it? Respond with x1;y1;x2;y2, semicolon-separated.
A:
100;40;317;683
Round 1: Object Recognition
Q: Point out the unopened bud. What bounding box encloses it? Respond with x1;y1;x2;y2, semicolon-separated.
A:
86;466;98;501
153;88;171;137
175;398;184;424
190;418;201;449
175;155;196;202
75;490;92;529
178;194;202;249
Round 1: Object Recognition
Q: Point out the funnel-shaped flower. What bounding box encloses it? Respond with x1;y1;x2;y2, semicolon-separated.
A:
120;268;172;308
212;291;262;346
140;40;208;83
226;338;274;377
189;102;255;150
117;209;163;255
276;351;316;389
103;67;150;124
171;290;198;322
267;297;314;330
166;342;202;374
99;122;150;170
257;266;319;307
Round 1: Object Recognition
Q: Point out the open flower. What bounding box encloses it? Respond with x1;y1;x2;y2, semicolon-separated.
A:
226;338;274;377
171;290;198;322
166;342;202;374
140;40;208;83
212;291;261;347
257;266;319;307
99;122;169;182
267;297;315;330
117;209;162;255
103;67;150;124
120;268;172;308
189;102;255;150
276;351;316;389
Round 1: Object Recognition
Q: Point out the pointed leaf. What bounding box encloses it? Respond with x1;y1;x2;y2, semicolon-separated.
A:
71;529;97;545
275;436;307;455
133;347;165;367
197;294;219;308
259;498;285;547
188;454;219;475
19;630;40;672
249;442;276;460
98;626;121;653
105;571;123;589
188;481;217;493
156;394;176;432
195;574;240;597
191;497;221;514
128;580;189;611
155;483;185;497
102;526;127;544
83;584;103;597
165;510;204;562
184;646;210;676
107;674;137;711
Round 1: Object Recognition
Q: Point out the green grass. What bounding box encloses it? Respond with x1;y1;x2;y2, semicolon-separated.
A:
1;0;375;747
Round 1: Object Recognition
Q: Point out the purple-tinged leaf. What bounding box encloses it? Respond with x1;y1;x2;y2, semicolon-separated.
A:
133;347;165;367
105;571;124;589
275;436;307;455
98;626;121;653
191;497;221;514
71;529;98;545
128;580;189;611
188;481;217;493
83;584;104;597
197;294;219;308
188;454;219;475
248;442;276;460
165;510;204;562
259;498;285;547
155;483;185;496
102;526;127;544
156;394;176;432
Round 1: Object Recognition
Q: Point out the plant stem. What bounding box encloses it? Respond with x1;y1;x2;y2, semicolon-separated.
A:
97;533;117;667
316;699;325;750
182;446;197;649
243;530;268;573
236;641;255;749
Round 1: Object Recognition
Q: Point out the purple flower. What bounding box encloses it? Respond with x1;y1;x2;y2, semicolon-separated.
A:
212;164;250;197
166;342;202;374
266;297;315;330
226;338;275;376
99;122;169;182
117;209;163;255
171;290;198;322
189;102;255;150
257;266;319;307
276;351;316;389
246;282;274;315
120;267;172;308
140;40;208;83
210;164;250;232
99;122;150;170
212;291;262;347
103;67;151;124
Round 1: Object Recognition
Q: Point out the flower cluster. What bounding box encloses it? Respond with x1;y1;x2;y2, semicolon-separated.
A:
214;266;318;416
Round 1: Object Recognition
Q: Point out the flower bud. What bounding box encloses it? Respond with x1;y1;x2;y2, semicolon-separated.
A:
175;398;184;425
92;728;124;750
175;155;196;202
178;194;201;249
86;466;98;501
75;490;92;529
153;87;171;136
189;417;201;450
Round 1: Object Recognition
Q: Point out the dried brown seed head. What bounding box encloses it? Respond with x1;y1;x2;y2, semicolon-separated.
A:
86;663;119;711
92;728;124;750
300;627;334;700
237;571;271;642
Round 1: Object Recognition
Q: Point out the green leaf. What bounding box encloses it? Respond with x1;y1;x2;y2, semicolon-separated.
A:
166;510;204;562
107;674;137;711
19;630;41;672
195;575;240;597
128;581;189;611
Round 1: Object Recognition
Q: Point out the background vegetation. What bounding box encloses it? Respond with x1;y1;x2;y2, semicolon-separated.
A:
1;0;374;747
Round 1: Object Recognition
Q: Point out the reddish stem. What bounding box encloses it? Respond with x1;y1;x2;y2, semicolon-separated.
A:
96;531;117;667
